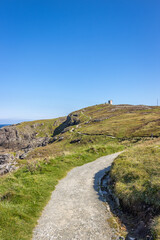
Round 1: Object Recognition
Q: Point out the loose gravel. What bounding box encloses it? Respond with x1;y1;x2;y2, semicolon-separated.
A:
32;152;121;240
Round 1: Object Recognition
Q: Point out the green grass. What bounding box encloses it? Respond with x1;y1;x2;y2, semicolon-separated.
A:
16;117;66;138
1;103;160;239
14;104;160;143
76;106;160;138
26;133;121;160
0;142;124;240
110;139;160;239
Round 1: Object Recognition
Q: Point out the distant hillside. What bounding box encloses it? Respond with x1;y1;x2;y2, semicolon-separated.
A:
69;104;160;138
0;103;160;159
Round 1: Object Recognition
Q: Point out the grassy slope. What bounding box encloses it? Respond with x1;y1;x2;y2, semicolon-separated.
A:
1;103;160;239
110;139;160;239
15;104;160;141
16;117;66;138
76;104;160;138
0;141;124;240
25;104;160;160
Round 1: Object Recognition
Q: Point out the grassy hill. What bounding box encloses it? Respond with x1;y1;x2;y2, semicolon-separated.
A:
23;103;160;159
0;103;160;239
16;116;66;138
73;104;160;137
13;103;160;142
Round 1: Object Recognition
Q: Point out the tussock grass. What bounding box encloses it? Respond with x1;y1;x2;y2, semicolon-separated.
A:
110;139;160;239
152;217;160;239
27;135;119;160
0;143;124;240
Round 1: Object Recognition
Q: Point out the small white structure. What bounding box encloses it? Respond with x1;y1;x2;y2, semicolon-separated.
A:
108;100;113;105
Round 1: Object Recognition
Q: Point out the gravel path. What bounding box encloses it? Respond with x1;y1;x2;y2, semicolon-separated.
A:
32;152;120;240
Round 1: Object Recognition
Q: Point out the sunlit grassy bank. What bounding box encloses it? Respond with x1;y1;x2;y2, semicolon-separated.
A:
110;139;160;239
0;142;124;240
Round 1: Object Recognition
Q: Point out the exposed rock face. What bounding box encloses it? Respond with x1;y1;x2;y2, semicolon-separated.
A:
0;153;12;164
0;125;50;150
0;113;76;175
0;153;18;175
0;126;20;149
0;113;80;153
53;114;80;136
0;125;53;174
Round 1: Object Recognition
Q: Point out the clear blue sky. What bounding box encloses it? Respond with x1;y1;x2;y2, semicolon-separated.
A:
0;0;160;123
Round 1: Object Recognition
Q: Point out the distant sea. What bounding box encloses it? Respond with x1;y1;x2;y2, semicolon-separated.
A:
0;124;10;128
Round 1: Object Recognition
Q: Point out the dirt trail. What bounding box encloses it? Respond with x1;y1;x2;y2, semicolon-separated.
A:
32;152;121;240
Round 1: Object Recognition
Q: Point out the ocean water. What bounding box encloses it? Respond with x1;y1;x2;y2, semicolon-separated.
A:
0;124;10;128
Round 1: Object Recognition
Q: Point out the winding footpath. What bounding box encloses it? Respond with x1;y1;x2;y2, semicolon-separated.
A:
32;152;121;240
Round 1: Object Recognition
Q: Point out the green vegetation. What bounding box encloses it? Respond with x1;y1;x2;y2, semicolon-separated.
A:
16;117;66;138
107;216;127;239
15;104;160;141
24;104;160;160
0;141;124;240
27;134;120;159
75;104;160;138
152;217;160;239
110;139;160;239
1;103;160;239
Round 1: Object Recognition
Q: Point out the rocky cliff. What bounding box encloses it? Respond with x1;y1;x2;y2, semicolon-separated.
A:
0;113;80;152
0;117;67;175
0;125;50;150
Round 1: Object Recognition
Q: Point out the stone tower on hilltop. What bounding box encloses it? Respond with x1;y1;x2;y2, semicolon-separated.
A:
108;100;113;105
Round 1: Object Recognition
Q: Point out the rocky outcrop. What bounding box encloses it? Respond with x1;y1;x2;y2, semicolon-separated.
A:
53;113;80;136
0;153;18;175
0;113;81;175
0;126;20;149
0;125;51;150
0;113;80;153
0;125;53;174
